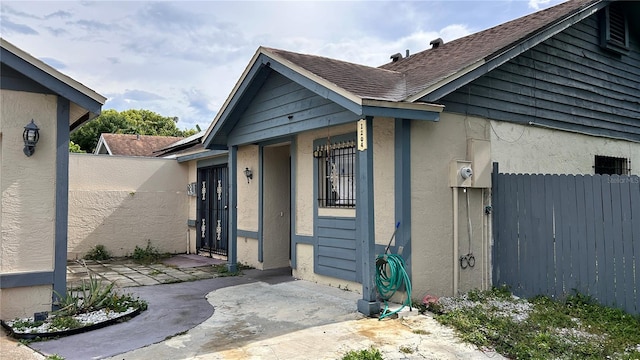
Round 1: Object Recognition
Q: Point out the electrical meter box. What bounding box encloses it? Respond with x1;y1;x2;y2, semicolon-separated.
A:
450;160;473;188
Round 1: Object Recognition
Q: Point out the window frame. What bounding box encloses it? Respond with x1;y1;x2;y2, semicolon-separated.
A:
594;155;631;175
313;134;357;209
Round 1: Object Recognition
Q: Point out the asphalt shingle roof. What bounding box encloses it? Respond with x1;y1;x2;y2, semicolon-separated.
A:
99;134;183;157
265;0;600;102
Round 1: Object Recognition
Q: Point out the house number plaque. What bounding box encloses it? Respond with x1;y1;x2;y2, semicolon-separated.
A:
357;119;367;151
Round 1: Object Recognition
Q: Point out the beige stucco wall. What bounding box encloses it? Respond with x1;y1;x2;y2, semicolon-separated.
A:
262;144;291;269
295;124;355;236
291;119;396;287
237;146;259;231
187;161;198;254
490;120;640;175
1;90;59;319
292;123;356;284
237;145;259;267
68;154;189;259
410;112;489;298
238;236;261;269
372;118;396;247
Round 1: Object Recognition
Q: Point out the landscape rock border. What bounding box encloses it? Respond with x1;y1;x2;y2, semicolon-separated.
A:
1;308;141;340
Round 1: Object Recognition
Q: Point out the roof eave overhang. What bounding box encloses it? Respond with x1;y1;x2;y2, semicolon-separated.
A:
1;38;106;127
408;0;606;103
203;48;445;149
203;47;364;149
361;99;443;121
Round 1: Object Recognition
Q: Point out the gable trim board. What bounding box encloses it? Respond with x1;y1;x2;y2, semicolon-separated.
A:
95;134;113;155
203;49;443;149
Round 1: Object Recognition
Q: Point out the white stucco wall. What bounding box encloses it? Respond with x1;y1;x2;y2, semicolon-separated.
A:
490;120;640;175
68;154;189;259
1;90;58;319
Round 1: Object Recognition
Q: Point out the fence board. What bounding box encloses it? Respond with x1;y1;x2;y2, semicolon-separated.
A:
582;176;598;298
493;170;640;315
619;179;636;314
550;175;563;299
630;179;640;314
601;176;616;307
593;175;608;305
530;175;545;295
543;175;555;296
574;176;589;296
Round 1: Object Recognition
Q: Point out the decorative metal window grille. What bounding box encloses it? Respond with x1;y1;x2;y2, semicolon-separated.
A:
314;140;356;208
594;155;631;175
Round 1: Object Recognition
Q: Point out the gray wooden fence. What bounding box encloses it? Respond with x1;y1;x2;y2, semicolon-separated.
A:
492;164;640;315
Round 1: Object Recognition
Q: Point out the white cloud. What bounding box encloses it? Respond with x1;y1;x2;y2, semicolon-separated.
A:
0;1;548;132
528;0;552;10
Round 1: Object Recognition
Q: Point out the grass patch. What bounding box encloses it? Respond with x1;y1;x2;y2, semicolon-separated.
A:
212;262;252;277
427;287;640;360
341;347;384;360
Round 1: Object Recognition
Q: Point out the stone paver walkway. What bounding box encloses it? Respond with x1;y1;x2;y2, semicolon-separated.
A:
66;254;224;289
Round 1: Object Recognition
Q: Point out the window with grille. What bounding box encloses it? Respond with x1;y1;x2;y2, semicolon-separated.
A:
600;2;629;54
314;139;356;208
594;155;630;175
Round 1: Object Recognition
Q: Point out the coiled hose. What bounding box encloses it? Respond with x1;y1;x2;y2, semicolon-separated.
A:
375;253;412;320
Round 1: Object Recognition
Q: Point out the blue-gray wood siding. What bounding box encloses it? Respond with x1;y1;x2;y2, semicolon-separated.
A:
438;13;640;142
315;216;358;282
227;72;360;146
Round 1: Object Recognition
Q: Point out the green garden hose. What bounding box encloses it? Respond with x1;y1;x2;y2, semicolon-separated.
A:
375;253;412;320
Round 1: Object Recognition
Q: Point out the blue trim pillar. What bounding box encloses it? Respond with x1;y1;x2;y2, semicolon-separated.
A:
53;97;70;308
227;145;238;272
394;118;412;274
357;116;379;316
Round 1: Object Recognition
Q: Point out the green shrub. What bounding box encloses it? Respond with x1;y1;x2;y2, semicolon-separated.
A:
84;244;111;261
341;347;384;360
132;240;168;264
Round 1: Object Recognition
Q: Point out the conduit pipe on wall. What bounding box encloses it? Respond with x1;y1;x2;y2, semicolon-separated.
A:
481;188;487;290
453;187;459;296
187;230;191;255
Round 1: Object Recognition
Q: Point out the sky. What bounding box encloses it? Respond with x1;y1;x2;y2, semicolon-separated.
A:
1;0;567;132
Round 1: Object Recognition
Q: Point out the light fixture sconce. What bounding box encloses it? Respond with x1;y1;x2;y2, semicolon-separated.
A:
23;119;40;157
244;167;253;183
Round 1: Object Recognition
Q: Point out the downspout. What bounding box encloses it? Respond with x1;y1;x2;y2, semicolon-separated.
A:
452;187;459;296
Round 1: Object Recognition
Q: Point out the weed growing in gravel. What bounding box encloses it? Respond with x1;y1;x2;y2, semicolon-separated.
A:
427;287;640;360
84;244;111;261
132;240;169;264
341;347;384;360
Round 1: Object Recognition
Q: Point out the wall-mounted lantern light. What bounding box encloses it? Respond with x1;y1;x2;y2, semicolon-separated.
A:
23;119;40;157
244;167;253;183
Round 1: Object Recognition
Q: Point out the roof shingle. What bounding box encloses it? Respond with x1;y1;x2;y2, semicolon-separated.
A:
97;134;183;157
